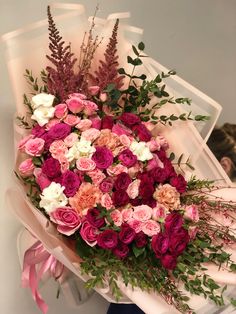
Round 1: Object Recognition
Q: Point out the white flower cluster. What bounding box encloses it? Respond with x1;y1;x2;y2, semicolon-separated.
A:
130;141;153;161
39;182;68;213
31;93;55;126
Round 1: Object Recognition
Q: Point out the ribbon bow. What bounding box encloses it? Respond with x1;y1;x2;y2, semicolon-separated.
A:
22;240;64;314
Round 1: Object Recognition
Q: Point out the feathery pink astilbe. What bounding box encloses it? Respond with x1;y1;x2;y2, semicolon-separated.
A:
46;6;78;102
91;19;124;91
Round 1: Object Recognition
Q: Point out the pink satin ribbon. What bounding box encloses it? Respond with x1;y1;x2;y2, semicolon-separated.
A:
22;240;64;314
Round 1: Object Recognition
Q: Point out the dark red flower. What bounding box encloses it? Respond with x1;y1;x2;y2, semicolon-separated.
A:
42;157;61;179
135;231;148;248
164;212;183;234
170;174;187;193
149;167;168;183
86;208;105;229
101;116;114;130
151;233;169;257
119;113;141;127
97;229;118;249
114;172;132;191
169;227;190;256
113;241;129;259
112;190;130;207
132;124;151;142
161;254;177;270
119;224;135;244
61;170;81;197
99;177;113;193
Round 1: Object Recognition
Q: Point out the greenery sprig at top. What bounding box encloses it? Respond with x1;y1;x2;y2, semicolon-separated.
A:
15;6;236;314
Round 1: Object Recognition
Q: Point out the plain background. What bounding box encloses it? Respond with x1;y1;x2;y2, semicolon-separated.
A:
0;1;236;313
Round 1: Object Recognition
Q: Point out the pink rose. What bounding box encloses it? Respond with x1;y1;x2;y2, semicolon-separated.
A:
81;128;100;142
64;133;78;147
112;123;132;136
88;85;100;95
50;206;81;236
54;103;68;119
184;205;199;222
127;219;143;233
146;139;161;152
83;101;98;116
76;157;96;171
45;118;60;130
188;226;198;240
127;162;143;179
34;168;51;190
121;208;133;222
152;204;168;222
18;134;35;152
66;97;84;113
18;158;35;177
141;220;160;237
99;92;107;102
25;138;45;156
127;180;140;199
101;193;113;210
156;135;169;150
110;210;123;226
76;119;92;131
49;140;68;159
90;117;101;130
107;164;128;176
119;134;131;147
64;114;81;126
146;154;163;171
80;221;98;246
58;155;70;173
87;168;106;185
133;205;152;221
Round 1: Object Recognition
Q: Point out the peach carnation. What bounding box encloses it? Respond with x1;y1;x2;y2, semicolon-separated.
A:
153;184;180;210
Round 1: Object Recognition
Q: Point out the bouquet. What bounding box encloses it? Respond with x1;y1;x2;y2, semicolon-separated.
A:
6;4;236;314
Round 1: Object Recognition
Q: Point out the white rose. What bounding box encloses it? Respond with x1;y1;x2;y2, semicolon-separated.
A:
31;105;55;126
32;93;55;110
66;139;96;161
39;182;68;213
130;141;153;161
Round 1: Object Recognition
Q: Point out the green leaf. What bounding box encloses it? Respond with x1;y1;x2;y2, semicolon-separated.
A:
118;68;126;75
230;263;236;272
169;152;175;161
132;45;139;56
132;245;145;258
177;154;184;166
138;42;145;51
84;174;92;183
230;298;236;307
76;237;92;258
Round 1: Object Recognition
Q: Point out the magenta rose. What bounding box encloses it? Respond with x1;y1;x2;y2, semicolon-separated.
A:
151;233;169;257
99;177;113;193
113;241;129;259
80;221;98;246
161;254;177;270
135;231;148;248
164;212;183;234
114;172;132;191
170;174;187;193
118;149;137;167
42;157;61;179
119;113;141;127
97;229;118;249
112;190;130;207
86;208;105;228
47;123;71;140
90;117;101;130
92;146;113;170
41;133;54;151
101;116;114;130
50;206;81;236
132;124;151;142
61;170;81;197
169;227;190;256
119;224;135;244
31;124;46;137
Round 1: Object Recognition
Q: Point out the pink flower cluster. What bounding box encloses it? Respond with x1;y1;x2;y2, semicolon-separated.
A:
18;93;197;270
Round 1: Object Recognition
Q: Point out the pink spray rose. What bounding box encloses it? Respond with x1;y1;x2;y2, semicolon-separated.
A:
83;101;98;116
107;164;128;176
54;103;68;119
133;205;152;222
80;221;98;246
141;220;160;237
101;193;113;210
49;140;68;159
25;138;45;156
87;168;106;185
90;117;101;130
127;218;143;233
127;180;140;199
66;96;84;113
76;158;96;171
18;158;35;177
99;177;114;193
64;114;81;126
81;128;101;142
184;205;199;222
76;119;92;131
121;208;133;222
88;85;100;95
18;134;35;152
50;206;81;236
110;210;123;227
64;133;78;147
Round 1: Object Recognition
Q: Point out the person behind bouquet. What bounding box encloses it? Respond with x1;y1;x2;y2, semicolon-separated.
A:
207;127;236;181
222;122;236;141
